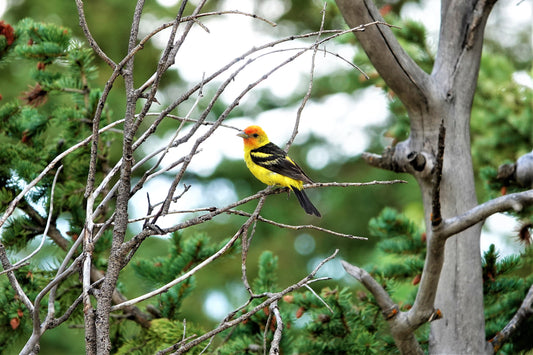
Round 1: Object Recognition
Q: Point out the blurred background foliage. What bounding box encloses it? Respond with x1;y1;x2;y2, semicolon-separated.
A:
0;0;531;353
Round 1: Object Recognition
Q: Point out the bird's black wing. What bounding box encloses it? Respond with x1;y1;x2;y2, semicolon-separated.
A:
250;142;313;183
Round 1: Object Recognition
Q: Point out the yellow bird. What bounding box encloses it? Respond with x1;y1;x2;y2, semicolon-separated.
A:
237;125;321;217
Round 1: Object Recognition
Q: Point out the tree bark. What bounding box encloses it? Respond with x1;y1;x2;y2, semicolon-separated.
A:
335;0;496;353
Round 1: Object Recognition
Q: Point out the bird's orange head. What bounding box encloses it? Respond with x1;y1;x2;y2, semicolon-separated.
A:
237;125;270;149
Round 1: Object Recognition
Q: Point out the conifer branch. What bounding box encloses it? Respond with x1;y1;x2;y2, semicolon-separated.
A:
0;119;124;230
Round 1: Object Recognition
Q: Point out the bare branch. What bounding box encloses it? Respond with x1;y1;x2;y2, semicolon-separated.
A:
437;189;533;239
335;0;431;115
307;180;407;188
268;302;283;355
227;209;366;240
342;260;424;354
74;0;116;68
341;261;395;312
489;283;533;352
286;2;327;150
241;198;268;295
0;244;34;312
12;166;63;268
263;307;272;355
304;284;333;313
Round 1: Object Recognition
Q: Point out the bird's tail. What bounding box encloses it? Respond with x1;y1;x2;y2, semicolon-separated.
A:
291;186;321;217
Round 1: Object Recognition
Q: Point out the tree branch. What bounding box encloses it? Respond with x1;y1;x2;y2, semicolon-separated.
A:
335;0;432;114
227;209;366;240
489;283;533;352
268;302;283;355
341;261;395;313
341;260;424;355
437;190;533;239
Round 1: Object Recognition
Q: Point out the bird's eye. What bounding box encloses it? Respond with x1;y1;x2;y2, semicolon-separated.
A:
253;133;259;138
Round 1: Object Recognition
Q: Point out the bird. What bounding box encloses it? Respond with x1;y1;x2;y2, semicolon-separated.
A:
237;125;321;217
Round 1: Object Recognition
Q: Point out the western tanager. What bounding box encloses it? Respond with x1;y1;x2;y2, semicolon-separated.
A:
237;125;321;217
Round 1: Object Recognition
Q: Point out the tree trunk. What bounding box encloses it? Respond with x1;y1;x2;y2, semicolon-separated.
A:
335;0;496;353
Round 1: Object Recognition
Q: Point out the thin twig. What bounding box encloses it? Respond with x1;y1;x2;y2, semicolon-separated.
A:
304;284;333;313
263;308;273;355
307;180;407;188
227;209;366;240
186;10;277;27
149;113;242;131
74;0;116;68
286;1;327;149
13;166;63;267
241;198;267;295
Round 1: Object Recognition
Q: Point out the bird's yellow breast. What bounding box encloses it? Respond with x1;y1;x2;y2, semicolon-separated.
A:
244;152;303;189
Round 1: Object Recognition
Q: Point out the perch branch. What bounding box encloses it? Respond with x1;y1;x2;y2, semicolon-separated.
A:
227;209;366;240
335;0;431;113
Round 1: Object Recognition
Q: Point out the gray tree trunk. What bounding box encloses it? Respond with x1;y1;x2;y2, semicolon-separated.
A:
335;0;496;353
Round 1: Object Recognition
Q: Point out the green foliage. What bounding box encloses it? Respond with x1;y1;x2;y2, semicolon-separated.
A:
483;244;533;354
0;267;56;352
218;249;396;354
14;19;71;64
115;318;208;355
0;17;113;247
253;251;279;293
0;17;116;352
367;208;425;287
292;287;394;355
133;232;233;320
472;53;533;171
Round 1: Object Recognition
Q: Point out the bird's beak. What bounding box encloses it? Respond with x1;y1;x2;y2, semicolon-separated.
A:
237;131;249;138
